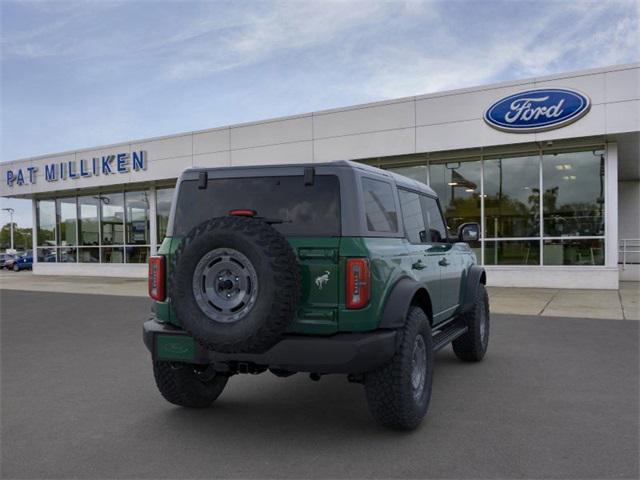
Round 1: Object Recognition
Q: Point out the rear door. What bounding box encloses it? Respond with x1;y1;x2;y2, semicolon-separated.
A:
398;189;443;317
420;195;460;323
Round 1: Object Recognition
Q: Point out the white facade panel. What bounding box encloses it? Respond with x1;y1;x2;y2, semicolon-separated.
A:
130;134;192;161
314;128;415;162
534;72;606;105
34;263;147;278
313;101;415;139
230;116;312;150
486;266;619;289
230;141;313;166
606;100;640;134
536;104;607;141
193;151;231;168
132;156;192;182
415;85;531;126
416;119;536;152
605;68;640;103
193;128;230;155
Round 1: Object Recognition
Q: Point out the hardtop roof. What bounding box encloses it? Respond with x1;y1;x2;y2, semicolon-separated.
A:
186;160;436;197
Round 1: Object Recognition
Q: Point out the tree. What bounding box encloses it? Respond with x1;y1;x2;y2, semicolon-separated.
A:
0;223;32;251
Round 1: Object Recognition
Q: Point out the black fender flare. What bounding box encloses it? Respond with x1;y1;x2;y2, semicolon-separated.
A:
378;277;433;329
460;265;486;314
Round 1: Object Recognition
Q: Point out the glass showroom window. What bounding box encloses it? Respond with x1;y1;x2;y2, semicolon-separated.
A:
77;195;100;262
56;197;77;263
100;193;124;263
36;199;57;262
156;187;175;249
389;164;429;185
482;154;541;265
542;150;605;265
125;190;150;263
429;159;481;256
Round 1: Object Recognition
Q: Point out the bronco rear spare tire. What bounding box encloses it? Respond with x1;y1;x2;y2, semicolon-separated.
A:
170;216;300;353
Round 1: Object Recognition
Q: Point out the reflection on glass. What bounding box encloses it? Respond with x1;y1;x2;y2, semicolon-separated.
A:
484;155;540;238
389;165;428;185
101;247;124;263
78;247;100;263
543;239;604;265
484;240;540;265
56;197;77;246
156;187;175;243
543;151;605;237
37;247;56;262
362;178;398;233
126;246;149;263
100;193;124;245
420;196;447;243
37;200;56;246
125;191;150;245
78;196;100;246
58;247;77;263
429;160;481;234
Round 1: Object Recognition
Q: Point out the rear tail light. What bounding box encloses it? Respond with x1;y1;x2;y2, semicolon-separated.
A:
346;258;370;309
149;255;166;301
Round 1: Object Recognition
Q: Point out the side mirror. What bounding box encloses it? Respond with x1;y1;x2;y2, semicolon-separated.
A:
458;223;480;243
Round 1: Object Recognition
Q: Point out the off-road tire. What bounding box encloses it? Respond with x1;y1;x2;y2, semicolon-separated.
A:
170;216;300;354
364;306;433;430
153;361;228;408
452;283;489;362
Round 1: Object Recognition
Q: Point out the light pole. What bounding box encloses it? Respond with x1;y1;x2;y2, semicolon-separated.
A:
2;207;15;251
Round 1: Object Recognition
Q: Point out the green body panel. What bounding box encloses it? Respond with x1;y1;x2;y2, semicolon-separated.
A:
156;334;196;362
153;234;475;335
337;237;412;332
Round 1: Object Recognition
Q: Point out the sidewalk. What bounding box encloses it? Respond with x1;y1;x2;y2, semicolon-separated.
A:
1;271;638;320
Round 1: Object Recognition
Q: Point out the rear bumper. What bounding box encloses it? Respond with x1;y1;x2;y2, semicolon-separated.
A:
143;318;397;374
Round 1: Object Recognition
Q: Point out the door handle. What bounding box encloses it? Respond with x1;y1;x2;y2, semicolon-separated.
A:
412;260;426;270
438;257;450;267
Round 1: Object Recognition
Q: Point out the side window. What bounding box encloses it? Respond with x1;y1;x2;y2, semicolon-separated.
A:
420;196;448;243
399;189;427;243
362;178;398;233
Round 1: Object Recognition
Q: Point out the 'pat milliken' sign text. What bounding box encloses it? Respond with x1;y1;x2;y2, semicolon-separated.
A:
5;151;147;187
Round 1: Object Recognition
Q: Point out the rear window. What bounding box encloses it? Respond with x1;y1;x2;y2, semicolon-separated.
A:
173;175;341;236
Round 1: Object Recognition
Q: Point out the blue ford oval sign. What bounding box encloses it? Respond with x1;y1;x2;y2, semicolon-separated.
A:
484;88;591;133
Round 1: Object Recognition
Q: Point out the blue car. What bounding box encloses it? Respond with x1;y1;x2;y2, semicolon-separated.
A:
13;253;33;271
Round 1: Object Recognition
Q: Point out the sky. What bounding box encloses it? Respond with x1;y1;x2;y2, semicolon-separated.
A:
1;0;639;228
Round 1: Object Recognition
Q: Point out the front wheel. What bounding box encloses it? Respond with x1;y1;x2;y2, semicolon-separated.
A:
452;283;490;362
153;361;228;408
364;306;433;430
12;264;19;272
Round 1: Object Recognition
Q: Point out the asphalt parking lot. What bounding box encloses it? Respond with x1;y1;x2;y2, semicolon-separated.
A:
1;289;638;479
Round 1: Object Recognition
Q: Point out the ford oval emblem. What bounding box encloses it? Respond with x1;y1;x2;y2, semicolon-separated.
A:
484;88;591;133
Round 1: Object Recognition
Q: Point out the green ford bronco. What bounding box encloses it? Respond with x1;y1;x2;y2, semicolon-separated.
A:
144;160;489;430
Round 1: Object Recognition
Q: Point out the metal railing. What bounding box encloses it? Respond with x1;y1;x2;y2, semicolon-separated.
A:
619;239;640;269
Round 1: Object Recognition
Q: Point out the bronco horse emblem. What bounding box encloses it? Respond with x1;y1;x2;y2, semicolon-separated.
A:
315;271;330;290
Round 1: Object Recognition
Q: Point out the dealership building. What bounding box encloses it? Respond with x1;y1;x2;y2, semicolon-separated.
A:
1;63;638;289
